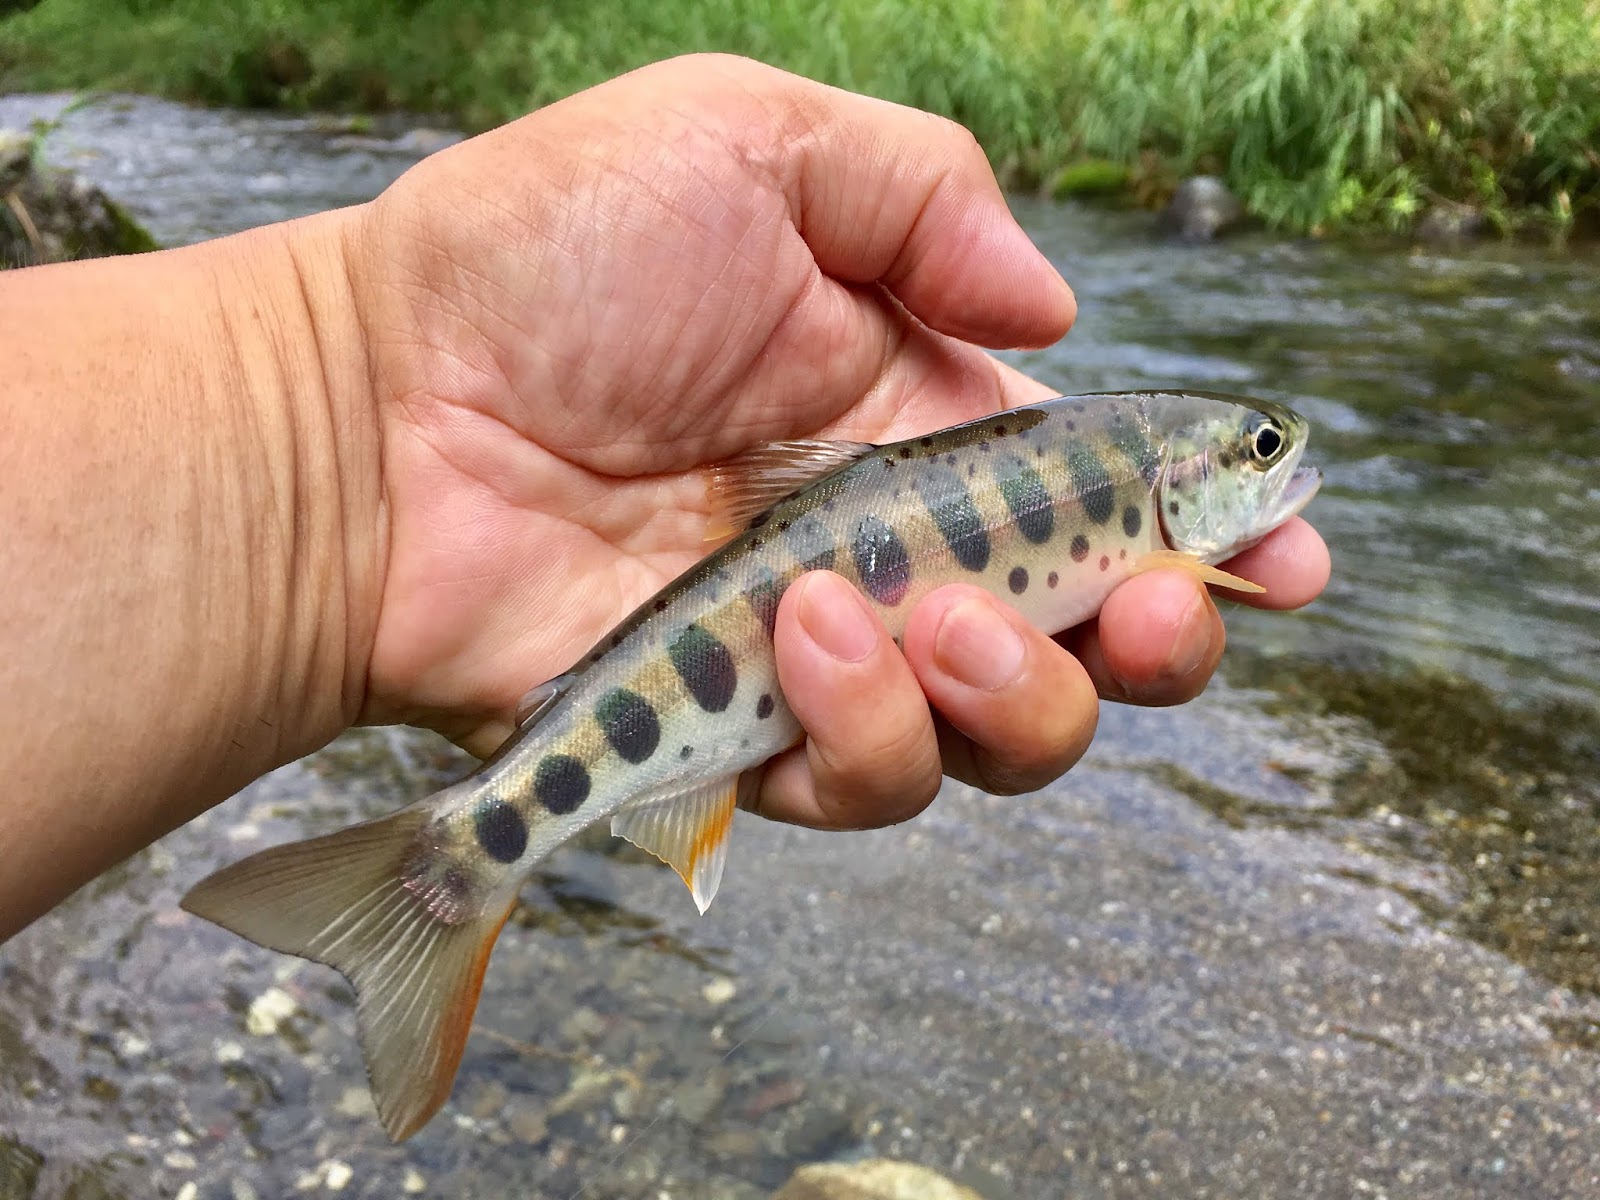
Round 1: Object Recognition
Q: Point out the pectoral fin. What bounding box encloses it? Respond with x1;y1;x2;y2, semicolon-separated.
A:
1132;548;1266;594
612;774;758;913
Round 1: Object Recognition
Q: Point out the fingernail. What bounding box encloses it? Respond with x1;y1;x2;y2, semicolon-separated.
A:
1161;592;1212;679
933;597;1026;691
797;573;878;663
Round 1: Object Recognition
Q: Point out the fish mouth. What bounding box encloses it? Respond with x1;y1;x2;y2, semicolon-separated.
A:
1268;465;1323;527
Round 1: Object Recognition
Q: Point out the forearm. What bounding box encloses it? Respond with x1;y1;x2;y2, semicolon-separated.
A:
0;211;380;937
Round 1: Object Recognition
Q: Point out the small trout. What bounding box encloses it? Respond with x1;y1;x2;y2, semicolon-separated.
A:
184;390;1321;1139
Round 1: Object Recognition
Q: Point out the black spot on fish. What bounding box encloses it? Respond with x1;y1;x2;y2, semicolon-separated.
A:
750;512;770;528
1070;534;1089;562
1122;506;1142;538
921;437;934;449
1067;445;1116;525
756;693;774;719
654;599;669;613
998;462;1054;544
1047;571;1059;588
918;470;990;572
852;515;912;605
535;755;590;815
1008;566;1029;594
474;799;527;863
978;441;990;453
596;687;660;764
1168;500;1181;516
611;633;624;648
882;458;894;470
1119;548;1127;560
680;745;693;759
777;520;790;532
1065;419;1077;432
1099;555;1110;571
899;446;912;459
994;424;1007;437
669;623;738;712
946;454;957;466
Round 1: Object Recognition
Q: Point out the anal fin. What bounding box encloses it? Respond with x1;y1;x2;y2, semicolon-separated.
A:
611;774;756;913
1132;548;1266;594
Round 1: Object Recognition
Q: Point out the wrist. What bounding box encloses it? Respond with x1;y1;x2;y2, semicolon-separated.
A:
198;207;385;760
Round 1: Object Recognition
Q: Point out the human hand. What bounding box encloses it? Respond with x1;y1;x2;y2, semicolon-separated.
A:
331;54;1329;827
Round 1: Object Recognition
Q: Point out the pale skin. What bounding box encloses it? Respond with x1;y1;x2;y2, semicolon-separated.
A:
0;55;1329;941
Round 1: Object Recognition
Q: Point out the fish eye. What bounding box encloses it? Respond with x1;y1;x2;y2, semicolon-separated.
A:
1249;418;1285;466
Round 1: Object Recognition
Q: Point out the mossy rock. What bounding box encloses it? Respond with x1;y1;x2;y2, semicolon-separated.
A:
0;130;158;268
1049;158;1131;200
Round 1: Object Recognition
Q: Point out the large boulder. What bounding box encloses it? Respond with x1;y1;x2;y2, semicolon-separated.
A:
1160;174;1245;241
773;1159;988;1200
0;129;158;268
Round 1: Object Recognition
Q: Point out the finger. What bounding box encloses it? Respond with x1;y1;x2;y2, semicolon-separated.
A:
697;57;1076;349
757;570;944;829
1063;570;1226;707
1218;517;1331;609
900;586;1099;795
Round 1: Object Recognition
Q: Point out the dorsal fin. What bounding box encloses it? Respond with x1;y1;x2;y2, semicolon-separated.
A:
704;439;874;541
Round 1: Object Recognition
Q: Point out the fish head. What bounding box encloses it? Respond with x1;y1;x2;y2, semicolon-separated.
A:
1150;392;1322;562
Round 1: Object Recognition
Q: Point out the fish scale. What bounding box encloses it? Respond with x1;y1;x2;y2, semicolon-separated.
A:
181;389;1322;1140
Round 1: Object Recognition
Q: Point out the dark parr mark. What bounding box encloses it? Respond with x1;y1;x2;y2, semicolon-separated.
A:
997;461;1054;544
746;571;784;638
535;755;590;814
596;687;660;764
1008;566;1029;594
1070;534;1089;562
1122;505;1142;538
1067;445;1116;525
474;799;527;863
852;515;912;605
918;469;990;572
756;693;775;719
669;624;738;712
1047;571;1059;588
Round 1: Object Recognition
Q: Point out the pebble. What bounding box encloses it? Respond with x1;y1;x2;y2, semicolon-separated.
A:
215;1041;245;1064
402;1168;427;1194
505;1100;548;1144
335;1086;375;1119
245;987;299;1037
702;978;738;1006
174;1185;198;1200
324;1161;353;1191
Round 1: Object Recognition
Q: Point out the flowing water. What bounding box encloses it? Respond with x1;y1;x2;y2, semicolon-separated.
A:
2;93;1599;1200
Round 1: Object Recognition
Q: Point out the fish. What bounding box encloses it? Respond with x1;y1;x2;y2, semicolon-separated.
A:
182;389;1321;1139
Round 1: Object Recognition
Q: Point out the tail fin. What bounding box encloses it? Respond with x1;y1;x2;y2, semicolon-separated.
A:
181;807;514;1141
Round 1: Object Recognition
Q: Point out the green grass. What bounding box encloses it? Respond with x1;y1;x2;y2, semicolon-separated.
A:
2;0;1597;236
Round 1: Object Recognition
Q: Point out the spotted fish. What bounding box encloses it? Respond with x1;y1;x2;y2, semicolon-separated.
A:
182;390;1321;1139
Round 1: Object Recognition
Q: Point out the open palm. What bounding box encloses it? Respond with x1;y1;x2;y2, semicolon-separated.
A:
344;55;1328;823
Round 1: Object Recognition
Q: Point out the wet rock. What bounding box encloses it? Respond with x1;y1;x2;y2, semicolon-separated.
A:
781;1101;858;1160
1414;202;1489;244
772;1160;987;1200
0;1136;44;1199
0;129;157;268
505;1098;548;1144
244;987;299;1036
1160;175;1244;241
668;1071;728;1125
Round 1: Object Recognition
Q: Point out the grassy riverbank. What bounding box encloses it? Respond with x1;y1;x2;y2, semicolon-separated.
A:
2;0;1597;236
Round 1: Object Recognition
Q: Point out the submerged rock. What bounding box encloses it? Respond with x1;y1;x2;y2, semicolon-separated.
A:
1414;202;1489;244
1160;174;1244;241
772;1160;987;1200
0;129;158;268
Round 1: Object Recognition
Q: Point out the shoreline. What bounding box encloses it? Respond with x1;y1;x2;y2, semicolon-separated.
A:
2;0;1597;242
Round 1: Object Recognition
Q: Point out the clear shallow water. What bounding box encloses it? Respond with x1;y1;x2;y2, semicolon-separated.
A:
3;95;1599;1199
